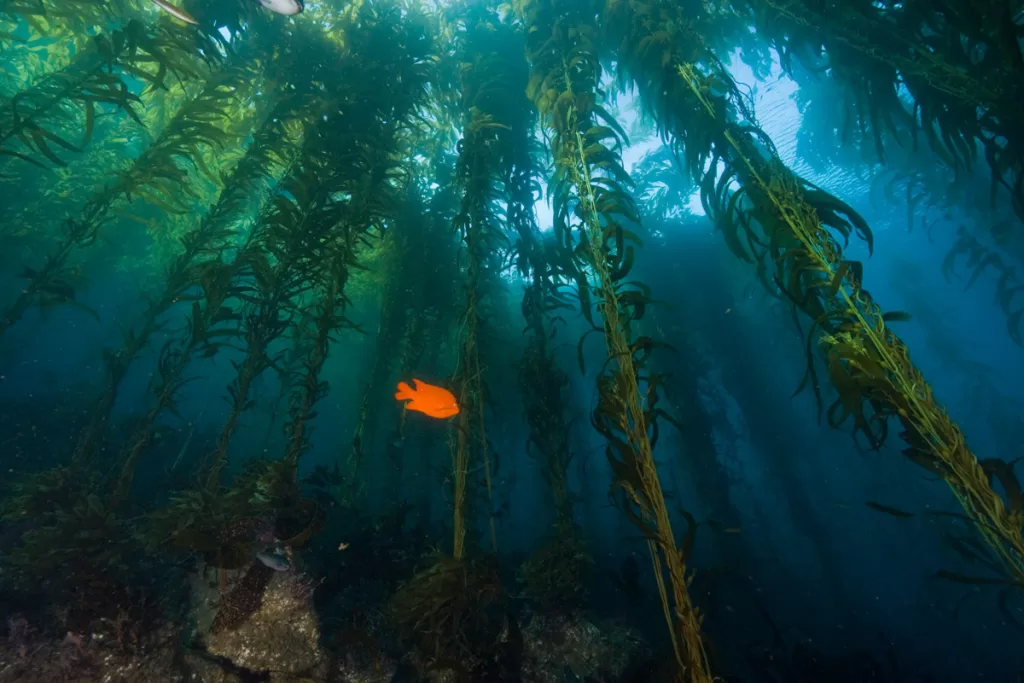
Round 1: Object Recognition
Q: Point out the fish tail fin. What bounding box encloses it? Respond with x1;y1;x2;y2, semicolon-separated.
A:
395;381;415;401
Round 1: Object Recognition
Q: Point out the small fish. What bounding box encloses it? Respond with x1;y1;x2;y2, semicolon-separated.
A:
337;542;349;551
935;570;1018;586
395;378;460;419
151;0;199;24
256;0;303;16
255;550;290;571
865;501;915;518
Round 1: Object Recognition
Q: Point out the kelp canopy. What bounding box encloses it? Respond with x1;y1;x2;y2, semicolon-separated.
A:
1;0;1023;681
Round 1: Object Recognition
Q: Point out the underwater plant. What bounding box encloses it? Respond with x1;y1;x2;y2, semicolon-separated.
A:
0;30;140;172
456;3;597;611
112;255;248;504
390;552;502;669
738;0;1024;222
514;0;713;680
1;23;232;337
282;0;436;483
446;4;538;560
106;95;325;502
395;169;465;507
344;217;409;502
516;271;591;609
71;91;319;469
0;0;141;36
376;180;462;502
200;3;427;489
628;148;749;575
387;8;536;673
940;225;1024;346
387;25;500;678
200;157;327;490
604;0;1024;589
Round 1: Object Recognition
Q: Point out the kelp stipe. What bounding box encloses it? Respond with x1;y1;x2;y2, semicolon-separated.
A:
514;0;713;679
71;84;319;470
387;8;528;674
486;9;592;610
605;0;1024;587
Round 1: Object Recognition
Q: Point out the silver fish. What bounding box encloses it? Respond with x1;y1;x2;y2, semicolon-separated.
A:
255;551;291;571
257;0;303;16
151;0;199;24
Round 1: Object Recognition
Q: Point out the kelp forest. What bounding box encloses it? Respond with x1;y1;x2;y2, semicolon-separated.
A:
0;0;1022;681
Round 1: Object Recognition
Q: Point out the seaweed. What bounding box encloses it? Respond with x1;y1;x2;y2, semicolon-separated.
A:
390;553;502;670
606;0;1024;591
211;0;435;489
70;93;321;469
446;6;538;559
516;0;713;680
0;30;240;338
942;225;1024;346
744;0;1024;222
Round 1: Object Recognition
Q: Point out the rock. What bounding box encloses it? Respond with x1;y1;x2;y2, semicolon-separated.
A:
520;611;649;683
0;622;184;683
181;651;243;683
332;647;398;683
202;570;327;680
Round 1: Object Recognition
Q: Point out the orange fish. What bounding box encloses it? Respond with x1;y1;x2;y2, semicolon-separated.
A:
395;379;460;419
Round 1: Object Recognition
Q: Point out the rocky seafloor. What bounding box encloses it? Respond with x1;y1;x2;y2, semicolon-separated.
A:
0;565;651;683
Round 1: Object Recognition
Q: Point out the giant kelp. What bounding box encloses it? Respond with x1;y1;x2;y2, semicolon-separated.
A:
72;76;320;471
0;36;138;172
388;7;518;670
0;19;229;337
199;151;339;491
628;147;748;578
340;163;463;505
389;164;464;508
604;0;1024;590
514;0;713;680
793;54;1024;350
0;0;430;627
378;179;462;502
390;552;502;670
106;45;285;502
0;0;140;33
941;225;1024;346
447;3;527;560
738;0;1024;222
0;23;270;571
281;3;434;478
0;1;157;105
0;16;222;175
473;4;593;610
202;1;435;491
